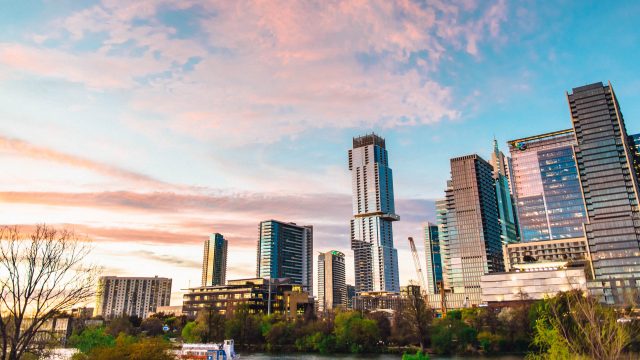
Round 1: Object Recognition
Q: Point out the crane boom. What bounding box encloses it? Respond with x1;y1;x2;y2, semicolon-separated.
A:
407;237;428;293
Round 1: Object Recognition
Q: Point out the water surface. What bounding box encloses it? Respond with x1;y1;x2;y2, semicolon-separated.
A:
242;354;525;359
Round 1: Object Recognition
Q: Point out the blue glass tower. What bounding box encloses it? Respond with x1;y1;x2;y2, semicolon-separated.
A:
423;222;442;294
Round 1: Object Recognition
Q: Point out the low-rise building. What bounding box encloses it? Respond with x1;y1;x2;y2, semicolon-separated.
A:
182;278;313;318
504;238;588;271
480;261;587;304
352;291;403;312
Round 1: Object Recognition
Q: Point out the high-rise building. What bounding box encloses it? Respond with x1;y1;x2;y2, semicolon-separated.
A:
441;154;504;305
568;81;640;304
423;222;442;294
346;284;356;309
435;194;450;290
95;276;172;319
317;250;347;312
629;132;640;180
348;134;400;293
492;140;519;244
257;220;313;293
508;129;588;242
202;233;228;286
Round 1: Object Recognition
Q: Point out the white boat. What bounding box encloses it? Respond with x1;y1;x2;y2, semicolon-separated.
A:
177;340;238;359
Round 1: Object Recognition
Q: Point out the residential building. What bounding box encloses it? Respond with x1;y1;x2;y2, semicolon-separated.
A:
352;291;404;312
508;129;587;242
481;261;587;304
629;132;640;180
257;220;313;293
182;278;313;318
440;154;504;306
202;233;228;286
568;81;640;304
95;276;172;319
435;195;450;290
317;250;347;312
423;222;442;294
349;133;400;293
504;238;588;271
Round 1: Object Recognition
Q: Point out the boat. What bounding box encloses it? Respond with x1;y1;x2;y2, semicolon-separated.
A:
177;340;239;359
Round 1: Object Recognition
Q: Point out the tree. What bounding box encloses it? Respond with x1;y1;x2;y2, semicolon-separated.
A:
224;305;262;348
181;321;205;343
333;311;379;353
403;285;433;350
0;225;99;360
105;316;135;337
86;334;174;360
140;318;164;337
68;327;115;354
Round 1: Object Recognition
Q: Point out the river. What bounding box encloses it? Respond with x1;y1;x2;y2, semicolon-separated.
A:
241;354;525;359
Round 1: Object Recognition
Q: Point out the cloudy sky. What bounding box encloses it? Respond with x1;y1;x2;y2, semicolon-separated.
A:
2;0;640;304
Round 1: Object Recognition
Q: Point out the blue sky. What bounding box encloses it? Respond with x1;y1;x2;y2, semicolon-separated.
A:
1;0;639;302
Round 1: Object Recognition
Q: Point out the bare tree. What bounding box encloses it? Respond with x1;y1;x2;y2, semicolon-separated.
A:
0;225;100;360
401;283;432;351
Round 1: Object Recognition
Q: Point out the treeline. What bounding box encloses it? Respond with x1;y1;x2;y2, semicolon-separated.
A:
66;290;640;359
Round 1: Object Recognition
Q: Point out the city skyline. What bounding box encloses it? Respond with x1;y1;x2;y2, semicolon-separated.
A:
2;1;640;304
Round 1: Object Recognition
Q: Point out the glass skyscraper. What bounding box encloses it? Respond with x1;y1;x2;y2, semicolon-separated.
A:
202;233;228;286
508;129;587;242
317;250;346;312
349;133;400;293
568;82;640;304
257;220;313;293
423;222;442;294
492;140;519;244
440;154;504;304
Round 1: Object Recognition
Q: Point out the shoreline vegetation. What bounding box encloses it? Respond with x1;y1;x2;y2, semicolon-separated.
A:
64;290;639;360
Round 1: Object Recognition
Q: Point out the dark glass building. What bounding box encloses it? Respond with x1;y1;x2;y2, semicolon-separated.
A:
257;220;313;293
202;233;228;286
568;82;640;304
423;222;442;294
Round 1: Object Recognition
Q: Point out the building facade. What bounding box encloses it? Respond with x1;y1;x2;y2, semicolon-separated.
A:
423;222;442;294
346;284;356;310
317;250;347;312
257;220;313;293
202;233;228;286
95;276;172;319
568;82;640;304
503;238;588;271
440;154;504;305
508;129;587;242
349;134;400;293
492;140;519;244
182;278;313;318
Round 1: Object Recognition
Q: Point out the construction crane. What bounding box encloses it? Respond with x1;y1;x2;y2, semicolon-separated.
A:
407;237;428;294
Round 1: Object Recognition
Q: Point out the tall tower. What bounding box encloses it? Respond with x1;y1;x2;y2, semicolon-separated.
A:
317;250;347;312
568;81;640;304
257;220;313;293
492;140;519;244
423;222;442;294
442;154;503;304
348;133;400;293
202;233;228;286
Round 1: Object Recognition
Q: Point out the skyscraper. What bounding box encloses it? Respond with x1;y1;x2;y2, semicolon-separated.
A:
257;220;313;293
317;250;347;312
508;129;587;242
95;276;172;319
348;133;400;293
568;81;640;304
492;140;519;244
441;154;503;304
423;222;442;294
202;233;228;286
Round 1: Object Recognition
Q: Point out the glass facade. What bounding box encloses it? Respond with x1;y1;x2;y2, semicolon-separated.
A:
492;140;519;244
201;233;228;286
349;134;400;293
568;82;640;304
256;220;313;293
423;222;442;294
508;129;587;242
440;154;503;304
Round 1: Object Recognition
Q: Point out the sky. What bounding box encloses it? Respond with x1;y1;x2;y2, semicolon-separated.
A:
1;0;640;305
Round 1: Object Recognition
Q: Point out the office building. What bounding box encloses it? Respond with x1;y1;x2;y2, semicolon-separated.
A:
435;195;450;290
349;133;400;293
182;278;313;318
257;220;313;293
492;140;519;244
629;132;640;180
508;129;587;242
568;82;640;304
317;250;347;312
202;233;228;286
423;222;442;294
503;238;588;272
346;284;356;309
440;154;504;306
95;276;172;319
